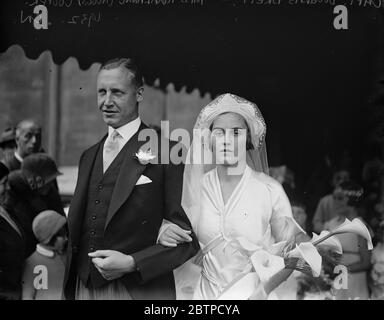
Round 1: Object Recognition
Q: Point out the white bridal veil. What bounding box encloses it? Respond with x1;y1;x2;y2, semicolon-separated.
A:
181;93;269;231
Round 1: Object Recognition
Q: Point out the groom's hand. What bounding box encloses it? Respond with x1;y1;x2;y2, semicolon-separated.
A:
88;250;136;281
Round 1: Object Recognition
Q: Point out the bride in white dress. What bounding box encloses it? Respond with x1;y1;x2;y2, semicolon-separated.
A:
159;93;308;300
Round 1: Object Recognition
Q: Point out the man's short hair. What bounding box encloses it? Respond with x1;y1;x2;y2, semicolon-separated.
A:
15;119;41;138
99;58;144;88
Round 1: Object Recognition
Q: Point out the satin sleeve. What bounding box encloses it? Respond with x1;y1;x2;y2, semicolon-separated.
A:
267;178;305;243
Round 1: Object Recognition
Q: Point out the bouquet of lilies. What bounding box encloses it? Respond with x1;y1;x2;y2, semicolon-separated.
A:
284;218;373;277
217;218;373;300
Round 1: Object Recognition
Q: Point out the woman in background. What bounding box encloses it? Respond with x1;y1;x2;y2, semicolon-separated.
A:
324;181;371;300
370;221;384;299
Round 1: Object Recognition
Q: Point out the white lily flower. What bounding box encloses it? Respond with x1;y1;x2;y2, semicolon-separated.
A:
269;241;287;256
311;231;343;255
217;272;261;300
250;250;285;283
313;218;373;250
288;242;322;277
333;218;373;250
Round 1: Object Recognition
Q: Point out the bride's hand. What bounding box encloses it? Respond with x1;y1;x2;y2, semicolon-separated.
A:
158;224;193;247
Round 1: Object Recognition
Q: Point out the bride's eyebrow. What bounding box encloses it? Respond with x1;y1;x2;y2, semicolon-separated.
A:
231;126;247;129
212;126;246;130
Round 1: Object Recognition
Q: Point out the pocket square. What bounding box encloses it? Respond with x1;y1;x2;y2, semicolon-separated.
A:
135;175;152;186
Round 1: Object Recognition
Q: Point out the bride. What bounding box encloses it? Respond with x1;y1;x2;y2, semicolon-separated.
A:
159;93;309;300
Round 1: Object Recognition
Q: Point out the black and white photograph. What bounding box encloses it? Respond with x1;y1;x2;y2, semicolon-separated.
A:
0;0;384;308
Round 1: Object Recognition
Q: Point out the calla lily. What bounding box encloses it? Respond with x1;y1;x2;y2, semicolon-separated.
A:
217;272;260;300
311;231;343;255
336;218;373;250
269;241;288;256
288;242;322;277
250;250;285;283
312;218;373;250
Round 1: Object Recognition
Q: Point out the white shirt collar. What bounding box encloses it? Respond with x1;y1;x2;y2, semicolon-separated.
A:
14;151;24;163
36;244;55;258
108;117;141;143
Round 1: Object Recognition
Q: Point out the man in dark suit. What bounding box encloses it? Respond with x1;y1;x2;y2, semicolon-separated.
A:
63;58;199;300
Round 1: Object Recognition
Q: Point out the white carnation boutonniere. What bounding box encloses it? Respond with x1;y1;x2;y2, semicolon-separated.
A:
135;148;157;165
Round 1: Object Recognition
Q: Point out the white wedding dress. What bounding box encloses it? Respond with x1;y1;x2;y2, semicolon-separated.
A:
185;165;300;300
170;93;305;300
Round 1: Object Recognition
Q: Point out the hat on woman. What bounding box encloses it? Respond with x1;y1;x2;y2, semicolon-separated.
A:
21;153;62;190
0;127;16;148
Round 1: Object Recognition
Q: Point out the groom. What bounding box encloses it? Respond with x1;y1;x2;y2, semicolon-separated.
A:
63;58;199;300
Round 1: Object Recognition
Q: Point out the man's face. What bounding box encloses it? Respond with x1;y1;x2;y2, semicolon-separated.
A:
16;123;42;158
97;67;143;129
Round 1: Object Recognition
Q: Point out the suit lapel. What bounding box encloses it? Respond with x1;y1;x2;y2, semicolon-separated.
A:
104;123;150;230
68;137;106;244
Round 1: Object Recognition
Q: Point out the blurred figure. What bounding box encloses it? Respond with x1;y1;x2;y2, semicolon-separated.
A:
291;201;308;232
0;205;26;300
269;165;301;205
303;154;335;223
361;144;384;230
0;160;9;180
0;148;26;300
370;221;384;300
324;181;371;300
2;153;64;257
3;120;42;172
21;210;67;300
0;127;17;201
269;165;286;185
312;170;350;233
0;126;17;157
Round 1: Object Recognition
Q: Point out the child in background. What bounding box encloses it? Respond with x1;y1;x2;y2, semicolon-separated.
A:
21;210;67;300
370;221;384;299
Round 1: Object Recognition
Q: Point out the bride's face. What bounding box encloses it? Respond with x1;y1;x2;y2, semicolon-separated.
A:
210;112;248;166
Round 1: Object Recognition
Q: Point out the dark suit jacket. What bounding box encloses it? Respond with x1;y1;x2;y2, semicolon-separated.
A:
64;123;199;300
0;163;9;179
4;153;21;172
0;210;26;300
